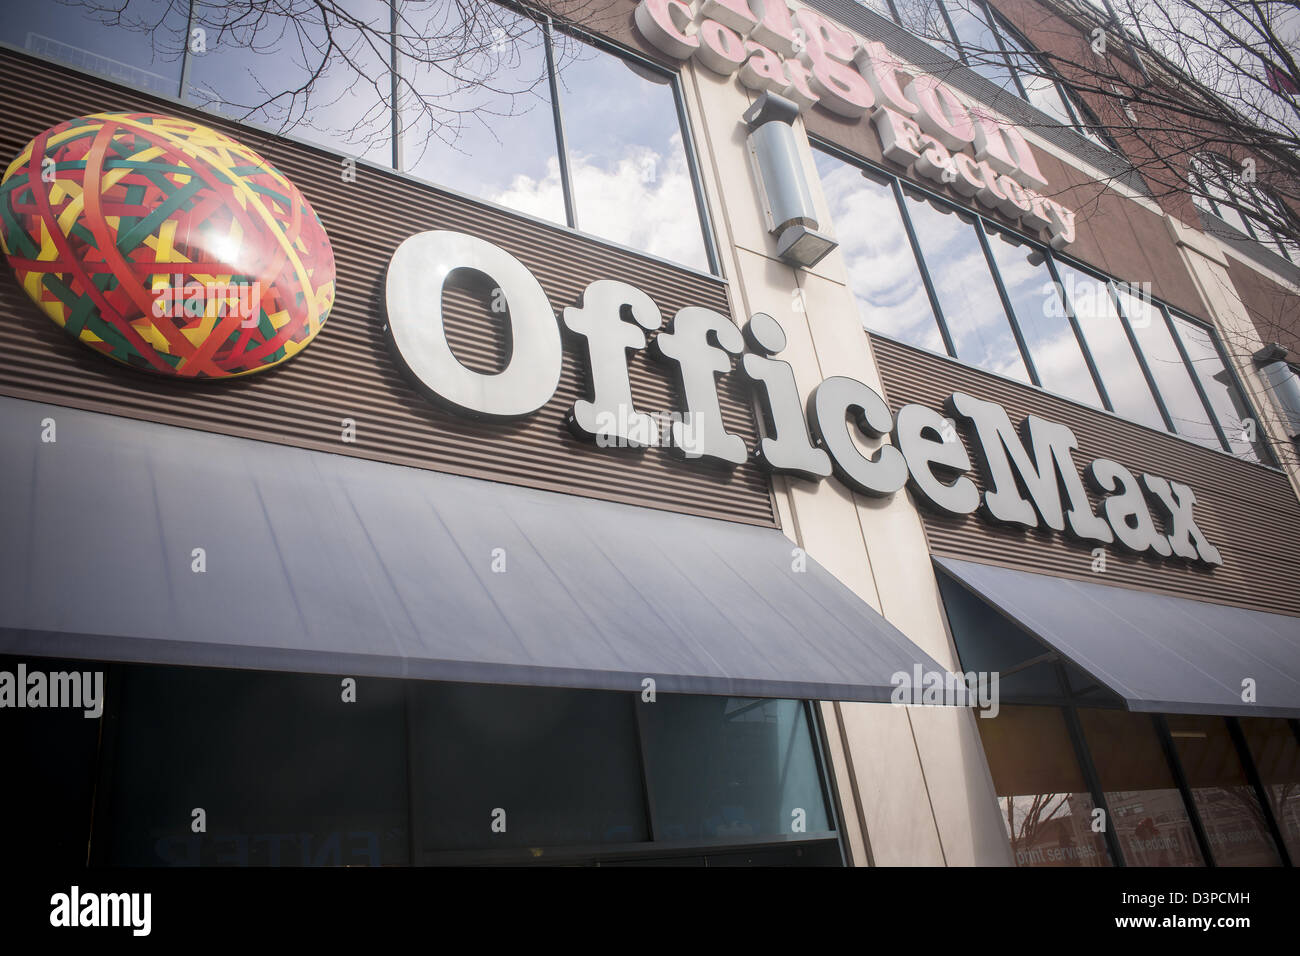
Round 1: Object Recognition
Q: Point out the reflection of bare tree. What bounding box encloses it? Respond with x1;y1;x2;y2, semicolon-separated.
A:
1008;792;1072;848
893;1;1300;248
66;0;616;163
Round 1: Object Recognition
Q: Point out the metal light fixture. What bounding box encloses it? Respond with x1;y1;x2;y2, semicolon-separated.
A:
1254;343;1300;438
743;91;838;269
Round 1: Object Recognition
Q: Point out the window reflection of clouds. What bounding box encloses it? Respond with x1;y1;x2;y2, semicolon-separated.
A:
556;47;708;272
903;192;1029;383
1054;264;1166;430
986;233;1100;407
1172;317;1263;462
1120;291;1222;451
813;152;943;352
402;9;564;224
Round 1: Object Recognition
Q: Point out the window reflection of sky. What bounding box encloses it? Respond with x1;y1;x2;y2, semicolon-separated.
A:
1120;291;1223;450
1;0;186;94
814;151;944;352
186;0;393;163
903;192;1030;383
986;232;1100;407
1055;265;1166;430
556;47;708;271
1173;317;1262;461
5;1;711;271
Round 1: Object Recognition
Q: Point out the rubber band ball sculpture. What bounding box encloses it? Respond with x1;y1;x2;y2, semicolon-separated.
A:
0;111;335;378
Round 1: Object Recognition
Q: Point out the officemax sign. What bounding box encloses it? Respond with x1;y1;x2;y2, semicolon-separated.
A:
635;0;1078;248
385;229;1222;568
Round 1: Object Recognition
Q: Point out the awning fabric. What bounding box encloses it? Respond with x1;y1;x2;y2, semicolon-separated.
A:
0;396;942;701
934;556;1300;718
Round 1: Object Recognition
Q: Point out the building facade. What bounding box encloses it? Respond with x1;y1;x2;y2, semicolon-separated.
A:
1;0;1298;867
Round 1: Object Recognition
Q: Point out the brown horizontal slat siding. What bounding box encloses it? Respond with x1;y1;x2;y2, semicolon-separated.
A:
0;50;776;528
870;335;1300;616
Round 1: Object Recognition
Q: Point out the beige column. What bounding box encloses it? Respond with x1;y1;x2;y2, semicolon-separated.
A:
676;57;1012;865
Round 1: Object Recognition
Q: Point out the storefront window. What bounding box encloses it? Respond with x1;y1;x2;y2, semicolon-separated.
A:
640;697;830;841
1117;289;1223;451
0;0;186;96
985;229;1100;407
409;682;648;854
1078;709;1204;866
103;666;411;866
557;41;710;272
1055;264;1166;430
1239;718;1300;861
185;0;393;165
977;705;1111;867
902;190;1030;382
1166;715;1282;866
814;151;944;352
83;663;838;865
402;7;564;224
1172;315;1266;462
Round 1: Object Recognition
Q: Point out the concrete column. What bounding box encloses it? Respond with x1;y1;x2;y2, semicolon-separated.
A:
676;54;1012;865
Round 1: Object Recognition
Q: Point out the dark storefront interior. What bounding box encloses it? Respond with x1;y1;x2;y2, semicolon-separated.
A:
2;655;844;867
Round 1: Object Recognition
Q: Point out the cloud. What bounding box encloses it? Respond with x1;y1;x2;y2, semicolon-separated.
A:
492;136;708;271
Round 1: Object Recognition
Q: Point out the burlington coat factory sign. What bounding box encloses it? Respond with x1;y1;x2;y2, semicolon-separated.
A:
635;0;1078;248
386;230;1223;568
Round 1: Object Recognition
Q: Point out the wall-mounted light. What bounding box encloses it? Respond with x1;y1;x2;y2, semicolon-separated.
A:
1254;343;1300;438
743;91;838;269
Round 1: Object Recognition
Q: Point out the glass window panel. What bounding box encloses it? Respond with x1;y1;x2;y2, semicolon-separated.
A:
1167;715;1282;866
401;6;564;224
1;0;186;96
1240;718;1300;862
986;230;1100;406
977;705;1111;867
942;1;1019;92
641;697;830;841
1119;290;1222;450
1075;121;1112;152
855;0;896;19
902;189;1029;381
1055;265;1166;429
1213;199;1252;237
555;41;709;271
1017;70;1075;127
1079;709;1204;866
814;152;944;351
1171;316;1265;461
409;683;647;852
1198;161;1253;235
893;0;963;65
185;0;393;165
105;665;410;866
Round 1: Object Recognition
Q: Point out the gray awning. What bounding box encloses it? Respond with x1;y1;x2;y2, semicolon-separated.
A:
934;556;1300;718
0;396;941;701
